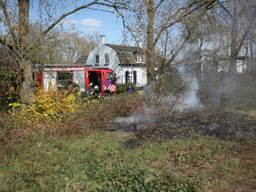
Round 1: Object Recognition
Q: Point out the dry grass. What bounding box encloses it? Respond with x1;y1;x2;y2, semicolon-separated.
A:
0;132;255;192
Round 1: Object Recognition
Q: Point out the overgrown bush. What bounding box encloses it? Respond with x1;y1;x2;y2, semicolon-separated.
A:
0;70;18;110
60;93;143;134
28;89;77;119
155;67;186;97
15;89;77;121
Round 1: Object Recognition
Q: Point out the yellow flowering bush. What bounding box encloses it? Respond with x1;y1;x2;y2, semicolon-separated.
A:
19;89;78;122
60;94;77;113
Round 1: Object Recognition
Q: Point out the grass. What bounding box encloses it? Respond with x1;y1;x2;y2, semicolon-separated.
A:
1;132;255;192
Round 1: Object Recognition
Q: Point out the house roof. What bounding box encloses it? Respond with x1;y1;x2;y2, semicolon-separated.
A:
76;55;88;64
105;44;142;53
117;51;137;65
105;44;144;66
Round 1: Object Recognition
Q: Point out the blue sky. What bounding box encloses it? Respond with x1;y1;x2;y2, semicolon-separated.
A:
62;10;124;44
29;1;124;44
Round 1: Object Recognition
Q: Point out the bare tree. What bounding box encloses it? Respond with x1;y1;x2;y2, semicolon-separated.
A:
0;0;127;104
118;0;218;83
213;0;256;73
28;28;96;64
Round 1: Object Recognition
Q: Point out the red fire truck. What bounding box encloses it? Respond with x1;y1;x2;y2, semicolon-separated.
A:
35;64;117;96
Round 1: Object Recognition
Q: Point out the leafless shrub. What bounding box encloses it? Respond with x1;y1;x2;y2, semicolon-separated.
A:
41;94;143;135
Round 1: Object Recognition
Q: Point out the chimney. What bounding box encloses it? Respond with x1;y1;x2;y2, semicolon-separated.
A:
100;35;106;44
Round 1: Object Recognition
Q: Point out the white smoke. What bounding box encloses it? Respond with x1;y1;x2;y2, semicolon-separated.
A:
113;64;203;126
175;65;203;111
114;106;156;124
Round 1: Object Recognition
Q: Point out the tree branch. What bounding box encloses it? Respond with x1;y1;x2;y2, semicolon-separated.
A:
236;19;256;56
155;0;165;11
41;0;98;35
86;7;114;13
114;7;142;47
153;0;217;46
216;0;232;17
27;0;127;52
42;0;127;35
0;36;13;50
165;27;191;67
0;0;18;45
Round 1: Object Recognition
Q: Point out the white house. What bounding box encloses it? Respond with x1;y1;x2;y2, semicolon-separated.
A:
85;36;147;87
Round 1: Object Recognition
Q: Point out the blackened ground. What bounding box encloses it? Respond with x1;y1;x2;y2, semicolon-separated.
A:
113;109;256;142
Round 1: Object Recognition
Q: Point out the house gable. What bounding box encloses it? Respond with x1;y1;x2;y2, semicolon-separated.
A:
85;44;120;71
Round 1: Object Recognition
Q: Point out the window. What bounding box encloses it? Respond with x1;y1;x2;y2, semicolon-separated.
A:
95;54;99;66
136;53;142;63
125;71;129;84
133;71;137;85
57;72;73;89
104;54;109;66
129;72;133;83
125;70;137;84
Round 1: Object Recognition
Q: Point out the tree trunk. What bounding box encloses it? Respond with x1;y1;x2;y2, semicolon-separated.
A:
229;0;238;74
18;0;29;47
18;0;35;104
19;59;35;104
146;0;156;81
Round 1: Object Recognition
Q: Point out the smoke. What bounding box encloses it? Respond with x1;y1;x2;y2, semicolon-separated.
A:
175;65;203;111
113;64;204;127
114;105;156;124
143;64;203;112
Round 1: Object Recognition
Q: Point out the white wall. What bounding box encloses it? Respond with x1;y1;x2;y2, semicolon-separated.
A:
118;66;147;87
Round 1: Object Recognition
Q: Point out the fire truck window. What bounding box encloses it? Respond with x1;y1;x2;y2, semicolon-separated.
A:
57;72;73;89
107;73;112;80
